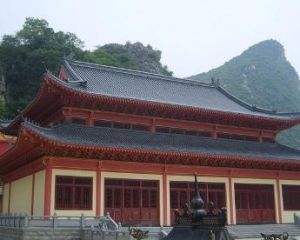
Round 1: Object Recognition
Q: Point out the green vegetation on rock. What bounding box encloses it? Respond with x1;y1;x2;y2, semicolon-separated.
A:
0;18;172;118
190;40;300;149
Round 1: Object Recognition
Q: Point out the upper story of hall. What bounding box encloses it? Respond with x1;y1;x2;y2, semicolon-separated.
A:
5;59;300;143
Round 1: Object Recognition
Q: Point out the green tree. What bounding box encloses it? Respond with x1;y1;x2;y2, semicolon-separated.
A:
0;18;173;118
0;17;84;117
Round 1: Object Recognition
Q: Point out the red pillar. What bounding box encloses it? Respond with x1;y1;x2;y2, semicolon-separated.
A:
96;163;102;217
276;176;282;223
228;174;234;224
31;172;35;216
8;182;11;214
162;170;168;226
44;164;52;216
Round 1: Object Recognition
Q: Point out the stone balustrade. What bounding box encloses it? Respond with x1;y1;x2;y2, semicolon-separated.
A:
0;212;118;229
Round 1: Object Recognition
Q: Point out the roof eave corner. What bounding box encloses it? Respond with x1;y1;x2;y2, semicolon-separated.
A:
4;74;53;133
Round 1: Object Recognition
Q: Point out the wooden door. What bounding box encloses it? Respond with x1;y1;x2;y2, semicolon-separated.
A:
105;179;159;226
235;184;275;224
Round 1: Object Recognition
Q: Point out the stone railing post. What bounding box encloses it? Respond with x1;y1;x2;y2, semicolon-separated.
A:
53;213;57;228
5;213;8;227
294;213;300;224
105;212;118;231
24;214;29;228
80;213;85;229
19;213;22;228
3;213;6;226
14;213;18;228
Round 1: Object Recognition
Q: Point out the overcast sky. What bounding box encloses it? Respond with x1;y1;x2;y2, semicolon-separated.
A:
0;0;299;77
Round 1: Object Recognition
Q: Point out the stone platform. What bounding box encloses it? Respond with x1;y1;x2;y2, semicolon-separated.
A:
1;224;300;240
227;224;300;239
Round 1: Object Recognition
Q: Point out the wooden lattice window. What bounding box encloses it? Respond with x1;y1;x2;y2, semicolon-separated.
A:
94;120;112;128
235;184;274;210
94;120;149;132
71;118;86;125
105;179;158;209
131;124;149;131
55;176;93;210
170;182;226;210
218;133;259;142
282;185;300;210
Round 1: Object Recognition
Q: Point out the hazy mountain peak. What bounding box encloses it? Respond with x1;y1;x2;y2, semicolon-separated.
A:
244;39;284;59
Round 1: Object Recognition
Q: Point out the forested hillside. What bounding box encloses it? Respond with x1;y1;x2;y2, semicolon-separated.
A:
0;18;172;117
190;40;300;149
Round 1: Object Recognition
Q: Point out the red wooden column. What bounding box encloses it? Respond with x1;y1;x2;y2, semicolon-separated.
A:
228;171;234;224
8;182;11;214
31;171;36;216
162;167;168;226
96;161;102;217
276;174;282;223
44;160;53;216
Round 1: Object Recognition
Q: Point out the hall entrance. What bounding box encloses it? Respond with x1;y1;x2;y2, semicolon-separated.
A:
235;184;276;224
169;181;226;225
104;178;159;226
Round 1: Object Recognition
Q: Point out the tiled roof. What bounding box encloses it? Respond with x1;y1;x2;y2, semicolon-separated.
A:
24;122;300;161
58;60;300;120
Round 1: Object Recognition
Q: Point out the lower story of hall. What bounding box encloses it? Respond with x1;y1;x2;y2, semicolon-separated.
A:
2;161;300;226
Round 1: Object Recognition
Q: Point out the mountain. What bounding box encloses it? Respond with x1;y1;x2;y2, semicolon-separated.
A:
80;42;172;76
190;40;300;111
190;40;300;149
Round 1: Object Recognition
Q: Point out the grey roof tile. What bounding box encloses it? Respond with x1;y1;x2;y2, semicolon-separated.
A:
24;122;300;161
59;60;300;119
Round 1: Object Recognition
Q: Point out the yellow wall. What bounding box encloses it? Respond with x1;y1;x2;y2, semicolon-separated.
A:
279;180;300;223
232;178;278;224
10;175;32;214
33;170;45;216
2;184;9;213
101;172;163;225
167;175;230;225
51;169;96;216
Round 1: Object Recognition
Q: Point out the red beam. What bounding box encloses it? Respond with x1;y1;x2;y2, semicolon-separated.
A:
3;158;44;183
64;107;277;139
46;157;300;181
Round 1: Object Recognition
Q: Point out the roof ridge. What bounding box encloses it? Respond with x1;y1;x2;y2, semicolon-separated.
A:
275;141;300;152
66;59;215;88
218;86;300;116
66;60;300;116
